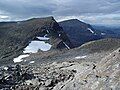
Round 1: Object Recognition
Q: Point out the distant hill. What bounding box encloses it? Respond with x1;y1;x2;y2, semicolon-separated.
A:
79;38;120;53
59;19;103;47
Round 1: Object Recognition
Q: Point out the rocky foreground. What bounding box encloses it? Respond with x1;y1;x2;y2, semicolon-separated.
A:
0;48;120;90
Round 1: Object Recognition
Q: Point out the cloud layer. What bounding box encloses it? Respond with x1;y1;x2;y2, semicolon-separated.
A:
0;0;120;25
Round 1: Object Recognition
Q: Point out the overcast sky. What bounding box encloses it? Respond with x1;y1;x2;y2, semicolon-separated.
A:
0;0;120;25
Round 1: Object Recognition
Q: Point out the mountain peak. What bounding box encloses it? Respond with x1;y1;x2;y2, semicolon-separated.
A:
25;16;55;22
59;19;87;25
65;19;80;22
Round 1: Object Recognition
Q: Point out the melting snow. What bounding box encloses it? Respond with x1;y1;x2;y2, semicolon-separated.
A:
29;61;35;64
4;67;8;70
88;28;94;34
75;55;87;59
17;22;20;24
46;30;49;33
44;34;48;37
13;54;29;63
23;41;52;53
63;42;70;49
59;34;61;37
13;35;52;63
101;33;106;35
37;36;49;40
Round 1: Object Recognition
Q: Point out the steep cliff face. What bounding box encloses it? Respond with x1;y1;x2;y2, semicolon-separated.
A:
0;17;73;64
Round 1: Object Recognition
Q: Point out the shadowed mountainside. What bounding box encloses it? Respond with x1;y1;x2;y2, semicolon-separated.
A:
59;19;120;47
59;19;103;47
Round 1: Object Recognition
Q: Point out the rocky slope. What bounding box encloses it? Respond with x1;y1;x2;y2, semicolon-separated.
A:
0;47;119;90
0;17;73;65
52;47;120;90
79;38;120;53
10;38;119;66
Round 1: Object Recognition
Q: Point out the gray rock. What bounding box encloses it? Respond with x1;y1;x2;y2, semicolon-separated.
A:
39;86;47;90
45;79;53;86
25;79;40;85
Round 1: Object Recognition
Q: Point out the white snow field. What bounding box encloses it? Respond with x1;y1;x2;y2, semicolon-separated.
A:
23;41;52;53
13;54;29;63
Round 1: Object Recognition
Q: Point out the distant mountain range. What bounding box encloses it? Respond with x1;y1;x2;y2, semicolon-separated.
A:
93;25;120;37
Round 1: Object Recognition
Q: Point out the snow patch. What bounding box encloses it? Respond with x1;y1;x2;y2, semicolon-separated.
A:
4;67;8;70
63;42;70;49
37;36;49;40
29;61;35;64
17;22;20;24
44;34;48;37
46;30;49;33
88;28;94;34
75;55;87;59
23;41;52;53
37;34;49;40
59;34;61;37
13;54;29;63
101;33;106;35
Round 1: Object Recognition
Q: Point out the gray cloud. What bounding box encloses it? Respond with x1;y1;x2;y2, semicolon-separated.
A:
0;0;120;25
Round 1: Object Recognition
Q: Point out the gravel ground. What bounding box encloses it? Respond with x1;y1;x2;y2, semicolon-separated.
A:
0;48;119;90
